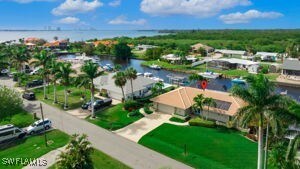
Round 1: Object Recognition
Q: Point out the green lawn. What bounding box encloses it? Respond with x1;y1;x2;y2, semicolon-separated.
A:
0;109;36;128
87;104;144;131
33;85;91;110
48;148;131;169
0;130;70;169
139;123;257;169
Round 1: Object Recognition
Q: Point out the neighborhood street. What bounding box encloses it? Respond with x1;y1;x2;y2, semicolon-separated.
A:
0;77;192;169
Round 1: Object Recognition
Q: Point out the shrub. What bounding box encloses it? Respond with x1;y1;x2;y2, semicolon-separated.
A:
128;109;141;117
189;117;215;128
169;117;187;123
144;104;153;114
123;100;139;111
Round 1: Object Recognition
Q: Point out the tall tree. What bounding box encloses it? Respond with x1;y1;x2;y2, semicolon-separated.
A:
203;97;217;120
11;46;30;72
49;59;61;104
125;67;137;99
81;61;104;118
31;50;52;99
193;94;206;115
231;74;292;169
57;134;93;169
57;63;75;109
113;71;127;102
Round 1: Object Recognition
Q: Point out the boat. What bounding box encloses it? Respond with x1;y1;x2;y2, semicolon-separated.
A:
232;77;246;84
144;72;153;77
198;71;220;79
149;64;161;70
280;90;288;95
136;73;144;76
150;77;164;82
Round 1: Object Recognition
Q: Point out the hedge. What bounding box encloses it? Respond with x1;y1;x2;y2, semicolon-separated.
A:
189;117;216;128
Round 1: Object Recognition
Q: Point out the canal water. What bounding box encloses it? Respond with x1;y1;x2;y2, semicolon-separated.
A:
61;54;300;101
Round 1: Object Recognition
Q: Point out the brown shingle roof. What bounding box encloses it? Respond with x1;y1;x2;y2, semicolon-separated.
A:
151;87;246;116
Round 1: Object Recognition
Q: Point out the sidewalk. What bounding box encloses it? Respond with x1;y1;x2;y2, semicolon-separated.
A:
23;146;66;169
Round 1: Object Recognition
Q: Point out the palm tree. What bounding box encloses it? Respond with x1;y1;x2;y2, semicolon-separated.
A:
113;71;127;102
125;67;137;99
81;61;104;118
11;46;30;72
57;63;75;109
57;134;93;169
193;94;206;115
151;82;164;96
31;50;52;99
203;97;217;120
49;59;61;104
231;74;292;169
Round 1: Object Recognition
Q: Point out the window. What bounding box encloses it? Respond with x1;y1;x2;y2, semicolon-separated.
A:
0;130;14;137
15;129;22;133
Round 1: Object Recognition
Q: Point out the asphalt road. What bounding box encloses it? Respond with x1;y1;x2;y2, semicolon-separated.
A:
0;77;192;169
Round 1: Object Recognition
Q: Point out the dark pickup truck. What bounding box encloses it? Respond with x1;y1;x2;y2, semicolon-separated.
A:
26;80;43;88
88;98;112;111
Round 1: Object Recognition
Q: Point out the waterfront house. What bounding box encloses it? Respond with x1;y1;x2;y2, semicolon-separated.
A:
151;87;245;123
95;73;157;101
191;43;214;55
43;40;68;50
162;54;197;63
93;40;118;47
215;49;247;58
282;58;300;79
208;58;260;74
135;44;157;51
255;52;278;62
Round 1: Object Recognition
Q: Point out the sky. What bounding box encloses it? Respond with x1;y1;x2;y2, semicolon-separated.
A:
0;0;299;30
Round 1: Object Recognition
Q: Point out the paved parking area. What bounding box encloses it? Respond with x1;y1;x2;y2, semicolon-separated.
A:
114;111;172;143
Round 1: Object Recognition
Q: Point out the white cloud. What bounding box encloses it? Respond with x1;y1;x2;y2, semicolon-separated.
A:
140;0;251;18
11;0;56;3
219;10;283;24
57;17;80;24
52;0;103;16
109;0;121;7
108;16;147;25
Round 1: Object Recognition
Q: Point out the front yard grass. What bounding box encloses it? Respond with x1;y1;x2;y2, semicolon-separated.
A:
33;85;91;110
87;103;144;131
0;109;36;128
48;148;130;169
139;123;257;169
0;130;70;169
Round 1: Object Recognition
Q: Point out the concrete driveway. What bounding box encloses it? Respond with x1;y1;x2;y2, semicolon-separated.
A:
114;110;172;143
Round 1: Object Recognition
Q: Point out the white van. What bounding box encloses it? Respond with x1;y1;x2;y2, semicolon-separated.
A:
0;124;26;143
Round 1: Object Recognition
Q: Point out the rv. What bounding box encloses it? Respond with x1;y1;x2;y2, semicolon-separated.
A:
0;124;26;143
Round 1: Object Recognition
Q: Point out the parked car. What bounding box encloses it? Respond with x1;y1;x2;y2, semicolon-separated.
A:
0;69;9;75
88;98;112;111
25;119;52;135
0;124;26;143
81;100;92;110
22;91;36;100
29;68;41;75
26;80;43;88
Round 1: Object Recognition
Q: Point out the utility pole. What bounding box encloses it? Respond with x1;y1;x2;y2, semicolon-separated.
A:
40;103;48;147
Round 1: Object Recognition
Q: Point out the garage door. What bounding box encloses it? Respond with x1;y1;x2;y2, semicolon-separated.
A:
157;104;174;114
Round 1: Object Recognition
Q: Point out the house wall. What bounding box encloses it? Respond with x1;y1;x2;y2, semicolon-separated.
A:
201;110;231;123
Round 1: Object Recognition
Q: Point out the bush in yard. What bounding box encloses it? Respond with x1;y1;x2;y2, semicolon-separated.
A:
144;104;153;114
189;117;216;128
0;86;23;120
128;109;141;117
123;99;139;111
